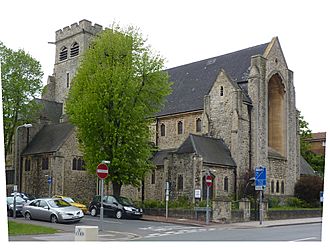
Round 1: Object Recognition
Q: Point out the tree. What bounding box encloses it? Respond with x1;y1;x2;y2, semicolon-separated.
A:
298;111;325;175
1;41;43;157
294;175;323;207
66;25;172;197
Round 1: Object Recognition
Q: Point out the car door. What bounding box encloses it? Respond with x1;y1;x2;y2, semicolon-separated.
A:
27;200;40;219
102;196;113;216
37;200;51;221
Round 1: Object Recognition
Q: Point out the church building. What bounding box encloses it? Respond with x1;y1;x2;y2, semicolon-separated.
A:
5;20;313;204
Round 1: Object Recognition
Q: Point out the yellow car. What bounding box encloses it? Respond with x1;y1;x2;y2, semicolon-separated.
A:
53;195;88;214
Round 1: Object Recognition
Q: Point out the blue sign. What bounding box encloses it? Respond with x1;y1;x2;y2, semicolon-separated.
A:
320;191;323;203
47;176;52;185
255;166;266;190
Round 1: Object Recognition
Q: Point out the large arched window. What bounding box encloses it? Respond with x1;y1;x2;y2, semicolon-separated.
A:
59;46;68;61
70;42;79;57
268;73;286;156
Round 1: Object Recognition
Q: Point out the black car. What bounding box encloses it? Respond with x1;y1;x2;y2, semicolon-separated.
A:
7;196;26;217
89;195;143;219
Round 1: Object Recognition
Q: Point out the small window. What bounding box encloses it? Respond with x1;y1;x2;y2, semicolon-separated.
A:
25;159;31;172
70;42;79;57
271;180;274;193
160;123;165;137
151;169;156;184
196;118;202;132
59;46;68;61
72;157;86;171
224;176;229;192
6;170;15;184
66;73;70;88
281;181;285;194
72;158;77;170
178;121;183;135
177;175;184;191
77;158;82;170
220;86;224;96
42;158;49;170
276;180;280;193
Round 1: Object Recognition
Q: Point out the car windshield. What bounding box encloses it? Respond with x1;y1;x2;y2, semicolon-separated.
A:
118;197;134;205
7;197;25;204
63;197;74;203
48;199;71;208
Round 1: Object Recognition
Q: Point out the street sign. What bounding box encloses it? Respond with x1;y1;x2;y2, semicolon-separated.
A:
47;176;52;184
97;163;109;179
255;166;266;190
320;191;323;203
206;175;212;187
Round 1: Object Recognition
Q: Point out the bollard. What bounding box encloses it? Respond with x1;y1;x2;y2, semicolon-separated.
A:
75;226;98;241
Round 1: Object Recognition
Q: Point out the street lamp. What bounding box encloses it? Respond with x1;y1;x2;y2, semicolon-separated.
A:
14;123;32;190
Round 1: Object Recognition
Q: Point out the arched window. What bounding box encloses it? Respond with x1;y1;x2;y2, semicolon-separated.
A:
271;180;275;193
77;158;82;170
177;175;184;191
151;169;156;184
178;121;183;135
25;158;31;172
276;180;280;193
196;118;202;132
72;158;77;170
281;181;285;194
220;86;224;96
70;42;79;57
160;123;166;137
224;176;229;192
59;46;68;61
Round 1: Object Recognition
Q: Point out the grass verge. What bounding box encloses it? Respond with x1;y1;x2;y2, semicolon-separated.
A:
8;221;58;236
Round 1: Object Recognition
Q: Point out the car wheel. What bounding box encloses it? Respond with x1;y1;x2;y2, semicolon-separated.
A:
7;210;13;217
25;212;31;220
115;210;122;219
90;207;97;217
50;215;58;223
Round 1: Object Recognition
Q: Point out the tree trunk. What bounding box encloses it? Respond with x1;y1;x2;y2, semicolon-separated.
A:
112;181;122;197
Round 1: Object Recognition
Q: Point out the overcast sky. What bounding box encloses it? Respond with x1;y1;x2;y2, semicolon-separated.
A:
0;0;329;133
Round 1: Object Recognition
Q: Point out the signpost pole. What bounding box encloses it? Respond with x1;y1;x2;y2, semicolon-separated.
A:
206;184;210;225
100;178;104;232
13;185;17;219
165;181;169;219
259;190;263;225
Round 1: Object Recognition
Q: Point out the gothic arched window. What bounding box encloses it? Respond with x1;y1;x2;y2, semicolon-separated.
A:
196;118;202;132
220;86;224;96
72;158;77;170
160;123;166;137
70;42;79;57
276;180;280;193
177;175;184;191
59;46;68;61
224;176;229;192
271;180;275;193
281;181;285;194
178;121;183;135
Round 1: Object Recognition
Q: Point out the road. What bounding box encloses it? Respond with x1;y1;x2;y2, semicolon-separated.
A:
8;215;322;241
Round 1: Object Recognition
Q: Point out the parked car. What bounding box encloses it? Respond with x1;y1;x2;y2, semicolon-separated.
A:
10;192;35;202
7;196;26;217
22;198;84;223
52;195;88;214
89;195;143;219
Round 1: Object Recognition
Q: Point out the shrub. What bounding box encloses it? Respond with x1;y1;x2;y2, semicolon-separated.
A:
268;197;281;208
295;175;323;207
285;197;306;208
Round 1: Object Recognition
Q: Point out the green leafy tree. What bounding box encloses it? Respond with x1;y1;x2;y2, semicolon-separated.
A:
294;175;323;207
1;41;43;157
66;25;172;197
298;110;325;175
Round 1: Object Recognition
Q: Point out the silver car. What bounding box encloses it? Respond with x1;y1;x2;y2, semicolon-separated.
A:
22;198;84;223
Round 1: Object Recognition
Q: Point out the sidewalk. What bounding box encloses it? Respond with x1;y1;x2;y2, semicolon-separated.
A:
8;216;322;241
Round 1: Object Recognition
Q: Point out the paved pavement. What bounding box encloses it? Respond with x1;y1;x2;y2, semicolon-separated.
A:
8;216;322;241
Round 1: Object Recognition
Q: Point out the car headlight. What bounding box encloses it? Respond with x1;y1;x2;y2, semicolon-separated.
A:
123;206;133;211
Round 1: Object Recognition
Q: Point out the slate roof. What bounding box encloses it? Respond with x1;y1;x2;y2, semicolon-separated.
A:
176;134;236;167
300;156;315;175
35;98;63;123
152;149;176;166
157;42;269;117
22;122;74;155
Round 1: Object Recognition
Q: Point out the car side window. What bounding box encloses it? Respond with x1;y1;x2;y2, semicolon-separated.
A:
30;200;39;207
107;196;115;204
39;200;47;208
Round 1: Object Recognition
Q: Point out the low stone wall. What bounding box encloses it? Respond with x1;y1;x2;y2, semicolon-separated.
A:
267;209;322;220
143;208;209;221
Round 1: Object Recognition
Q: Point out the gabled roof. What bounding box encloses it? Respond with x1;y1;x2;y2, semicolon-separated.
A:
152;149;176;166
22;122;74;155
35;98;63;123
176;134;236;167
156;42;269;117
300;156;315;175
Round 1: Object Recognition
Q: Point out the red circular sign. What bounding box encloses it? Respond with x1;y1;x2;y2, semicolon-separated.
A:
206;175;212;187
96;163;108;179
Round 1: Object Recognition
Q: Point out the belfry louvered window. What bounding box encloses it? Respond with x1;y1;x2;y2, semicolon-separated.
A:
59;46;68;61
70;42;79;57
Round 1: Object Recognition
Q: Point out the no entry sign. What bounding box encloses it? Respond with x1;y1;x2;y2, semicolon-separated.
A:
206;175;212;187
96;163;109;179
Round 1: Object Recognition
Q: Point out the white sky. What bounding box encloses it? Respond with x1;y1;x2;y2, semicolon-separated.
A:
1;0;329;133
1;0;330;245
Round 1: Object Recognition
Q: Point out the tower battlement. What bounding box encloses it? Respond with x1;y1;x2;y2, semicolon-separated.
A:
55;19;103;42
